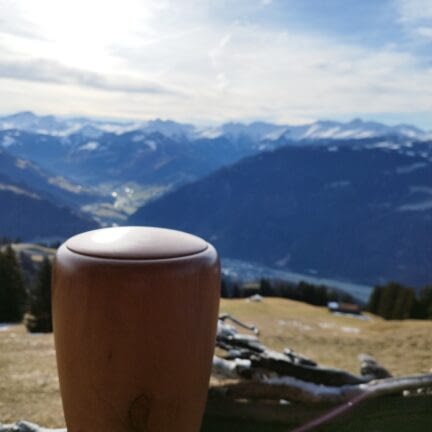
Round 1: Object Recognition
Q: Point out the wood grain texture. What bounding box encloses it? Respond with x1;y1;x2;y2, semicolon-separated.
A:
52;228;220;432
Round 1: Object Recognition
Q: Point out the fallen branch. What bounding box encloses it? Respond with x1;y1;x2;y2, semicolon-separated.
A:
210;372;432;405
251;350;368;386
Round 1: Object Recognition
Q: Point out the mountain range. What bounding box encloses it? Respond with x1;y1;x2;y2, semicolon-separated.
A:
0;111;431;290
1;111;430;141
1;112;430;203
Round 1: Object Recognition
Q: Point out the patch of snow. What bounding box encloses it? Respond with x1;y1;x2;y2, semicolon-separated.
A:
146;140;157;151
196;127;222;139
278;319;312;332
263;127;288;140
274;253;291;267
2;135;16;147
410;186;432;195
396;162;427;174
246;294;263;302
397;127;421;138
131;134;145;142
302;123;323;138
373;141;401;150
15;158;31;169
321;127;346;138
398;185;432;211
337;129;375;139
95;122;143;135
341;326;360;334
319;322;336;330
398;200;432;211
79;141;99;151
0;183;40;199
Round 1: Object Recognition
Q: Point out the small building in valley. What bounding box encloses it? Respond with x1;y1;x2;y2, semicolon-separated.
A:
327;301;362;315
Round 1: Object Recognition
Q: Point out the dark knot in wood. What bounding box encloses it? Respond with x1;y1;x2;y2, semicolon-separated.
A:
128;394;152;432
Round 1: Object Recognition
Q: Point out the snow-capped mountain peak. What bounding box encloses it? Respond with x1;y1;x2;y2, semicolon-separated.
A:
0;112;429;145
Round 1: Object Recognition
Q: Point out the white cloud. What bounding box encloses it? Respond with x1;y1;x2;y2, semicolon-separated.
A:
397;0;432;22
396;0;432;42
416;26;432;38
0;0;431;124
0;57;173;94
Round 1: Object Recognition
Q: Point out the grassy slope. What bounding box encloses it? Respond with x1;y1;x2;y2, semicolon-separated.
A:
1;297;432;427
219;298;432;376
0;325;62;426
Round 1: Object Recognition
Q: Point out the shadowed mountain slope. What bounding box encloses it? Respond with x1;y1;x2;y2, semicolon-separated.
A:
130;145;432;287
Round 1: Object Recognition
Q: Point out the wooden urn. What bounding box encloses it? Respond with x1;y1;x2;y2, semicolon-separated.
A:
52;226;220;432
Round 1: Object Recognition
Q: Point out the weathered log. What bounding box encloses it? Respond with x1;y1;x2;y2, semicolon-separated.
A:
218;313;259;335
209;378;359;405
209;373;432;405
216;320;265;353
216;316;370;386
251;350;368;386
284;348;317;367
212;356;252;379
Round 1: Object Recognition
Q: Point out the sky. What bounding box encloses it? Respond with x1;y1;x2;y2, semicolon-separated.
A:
0;0;431;128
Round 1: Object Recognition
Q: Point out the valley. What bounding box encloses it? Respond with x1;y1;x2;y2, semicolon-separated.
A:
1;112;431;294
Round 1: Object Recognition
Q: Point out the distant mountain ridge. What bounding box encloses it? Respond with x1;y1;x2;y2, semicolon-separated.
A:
0;111;140;136
1;112;430;194
1;111;430;142
130;144;432;289
0;128;254;187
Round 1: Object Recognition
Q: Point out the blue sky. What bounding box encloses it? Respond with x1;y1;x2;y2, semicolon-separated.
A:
0;0;431;128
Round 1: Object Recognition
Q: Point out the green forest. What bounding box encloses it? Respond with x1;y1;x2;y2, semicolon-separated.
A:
0;246;52;332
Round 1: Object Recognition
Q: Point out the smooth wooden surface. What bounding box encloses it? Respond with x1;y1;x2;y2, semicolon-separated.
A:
52;227;220;432
66;226;208;260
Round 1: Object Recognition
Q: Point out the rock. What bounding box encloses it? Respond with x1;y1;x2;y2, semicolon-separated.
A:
359;353;392;379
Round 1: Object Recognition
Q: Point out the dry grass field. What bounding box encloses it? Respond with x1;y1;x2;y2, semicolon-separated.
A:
1;297;432;428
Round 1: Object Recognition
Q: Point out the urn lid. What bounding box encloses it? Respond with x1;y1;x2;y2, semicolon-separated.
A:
66;226;208;260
